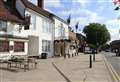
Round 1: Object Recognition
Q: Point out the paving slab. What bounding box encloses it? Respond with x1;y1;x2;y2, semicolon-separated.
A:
0;53;113;82
0;58;66;82
54;54;113;82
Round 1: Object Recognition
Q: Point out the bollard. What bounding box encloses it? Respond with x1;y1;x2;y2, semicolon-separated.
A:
93;53;95;62
89;55;92;68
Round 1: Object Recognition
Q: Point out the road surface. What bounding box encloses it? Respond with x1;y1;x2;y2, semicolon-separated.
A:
102;52;120;76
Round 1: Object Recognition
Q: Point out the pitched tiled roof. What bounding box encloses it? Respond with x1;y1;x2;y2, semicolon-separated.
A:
0;0;24;24
21;0;68;24
21;0;53;20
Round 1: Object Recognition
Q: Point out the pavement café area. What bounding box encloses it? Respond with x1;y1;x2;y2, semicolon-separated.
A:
0;55;38;72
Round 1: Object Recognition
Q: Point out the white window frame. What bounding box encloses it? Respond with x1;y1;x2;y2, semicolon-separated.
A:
0;20;7;32
31;15;36;30
42;19;51;33
42;40;51;52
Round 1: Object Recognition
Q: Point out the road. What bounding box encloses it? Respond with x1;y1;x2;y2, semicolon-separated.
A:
102;52;120;76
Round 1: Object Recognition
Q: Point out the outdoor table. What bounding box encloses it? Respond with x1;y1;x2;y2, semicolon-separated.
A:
7;57;37;72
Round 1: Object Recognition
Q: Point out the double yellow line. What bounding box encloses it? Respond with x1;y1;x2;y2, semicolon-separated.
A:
103;55;120;82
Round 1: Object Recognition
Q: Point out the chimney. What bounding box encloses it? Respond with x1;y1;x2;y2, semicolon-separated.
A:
38;0;44;9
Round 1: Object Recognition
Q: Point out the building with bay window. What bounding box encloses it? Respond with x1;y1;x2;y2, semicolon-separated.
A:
53;16;69;56
0;0;28;59
0;0;70;58
0;0;54;58
14;0;54;57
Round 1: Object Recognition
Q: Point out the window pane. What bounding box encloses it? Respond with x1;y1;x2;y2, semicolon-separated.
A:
24;25;29;30
14;41;24;52
30;15;36;30
48;41;51;52
42;40;51;52
0;40;9;52
43;20;46;33
43;20;51;33
0;21;7;32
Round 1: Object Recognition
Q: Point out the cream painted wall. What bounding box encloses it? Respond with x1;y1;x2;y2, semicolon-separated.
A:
25;9;54;57
0;0;54;58
54;17;69;40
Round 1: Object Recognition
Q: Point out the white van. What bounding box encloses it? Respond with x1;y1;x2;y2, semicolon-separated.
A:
84;46;92;54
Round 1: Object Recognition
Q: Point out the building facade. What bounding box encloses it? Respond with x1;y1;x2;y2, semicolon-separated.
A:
0;0;55;58
0;0;71;58
0;0;28;59
53;16;69;56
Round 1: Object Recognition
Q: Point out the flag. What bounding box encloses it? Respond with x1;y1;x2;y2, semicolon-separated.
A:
67;15;71;25
114;6;120;10
75;22;79;32
113;0;120;5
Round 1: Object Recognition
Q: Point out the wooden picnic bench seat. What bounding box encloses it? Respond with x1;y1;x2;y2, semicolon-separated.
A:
7;56;37;72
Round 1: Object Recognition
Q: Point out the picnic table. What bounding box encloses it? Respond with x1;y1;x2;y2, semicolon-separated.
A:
6;56;38;72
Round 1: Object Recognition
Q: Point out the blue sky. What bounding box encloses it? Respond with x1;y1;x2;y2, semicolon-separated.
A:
30;0;120;41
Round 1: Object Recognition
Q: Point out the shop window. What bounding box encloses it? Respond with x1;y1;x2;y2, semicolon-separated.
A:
14;41;24;52
0;40;9;52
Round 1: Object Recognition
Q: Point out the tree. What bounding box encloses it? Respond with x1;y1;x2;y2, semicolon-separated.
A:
83;23;111;49
101;44;110;50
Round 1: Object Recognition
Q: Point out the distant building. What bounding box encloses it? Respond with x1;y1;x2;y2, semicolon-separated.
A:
53;15;69;56
111;40;120;52
76;33;86;52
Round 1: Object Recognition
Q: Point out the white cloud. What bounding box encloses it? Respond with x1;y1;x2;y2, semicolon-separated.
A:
44;0;63;8
105;19;120;41
58;9;104;33
105;19;120;29
72;0;89;8
56;8;104;25
97;0;112;3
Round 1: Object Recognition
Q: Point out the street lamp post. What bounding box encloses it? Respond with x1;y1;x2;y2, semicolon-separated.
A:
93;31;97;62
93;50;95;62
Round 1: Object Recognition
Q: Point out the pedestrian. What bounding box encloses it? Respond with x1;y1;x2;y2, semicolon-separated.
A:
65;43;70;58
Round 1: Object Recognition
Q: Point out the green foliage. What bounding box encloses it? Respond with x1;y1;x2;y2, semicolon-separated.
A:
83;23;111;48
88;44;96;49
101;44;110;50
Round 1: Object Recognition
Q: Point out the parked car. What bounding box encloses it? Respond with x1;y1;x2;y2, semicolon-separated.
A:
84;46;92;54
105;49;110;52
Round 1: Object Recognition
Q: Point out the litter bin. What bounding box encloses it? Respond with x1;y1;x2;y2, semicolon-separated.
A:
41;53;48;59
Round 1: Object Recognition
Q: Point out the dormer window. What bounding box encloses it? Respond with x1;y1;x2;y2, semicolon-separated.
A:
0;20;7;32
24;15;31;30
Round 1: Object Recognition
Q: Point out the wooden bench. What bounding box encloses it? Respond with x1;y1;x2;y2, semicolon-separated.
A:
7;57;37;72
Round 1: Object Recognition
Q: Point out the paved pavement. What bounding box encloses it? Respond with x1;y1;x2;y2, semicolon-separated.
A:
103;52;120;77
0;53;113;82
0;58;66;82
54;54;113;82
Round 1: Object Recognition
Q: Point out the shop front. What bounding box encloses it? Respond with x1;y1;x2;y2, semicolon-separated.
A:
0;35;28;60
